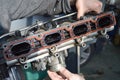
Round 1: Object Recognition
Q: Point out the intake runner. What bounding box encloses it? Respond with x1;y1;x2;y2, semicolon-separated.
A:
2;11;116;61
1;11;116;72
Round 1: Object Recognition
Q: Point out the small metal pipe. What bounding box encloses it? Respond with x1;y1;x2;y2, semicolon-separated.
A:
7;59;18;66
77;46;81;74
64;50;68;57
28;49;49;58
52;12;77;21
25;53;49;63
57;40;75;48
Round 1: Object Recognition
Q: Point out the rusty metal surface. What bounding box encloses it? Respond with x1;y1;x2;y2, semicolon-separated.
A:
2;12;116;61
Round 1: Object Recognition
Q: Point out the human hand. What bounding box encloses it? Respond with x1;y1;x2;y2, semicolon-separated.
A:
47;67;85;80
76;0;103;18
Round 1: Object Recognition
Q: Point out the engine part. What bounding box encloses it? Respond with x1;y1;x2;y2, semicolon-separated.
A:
107;0;120;6
11;42;31;56
73;24;88;36
97;15;114;28
47;52;66;72
2;11;116;61
0;11;116;72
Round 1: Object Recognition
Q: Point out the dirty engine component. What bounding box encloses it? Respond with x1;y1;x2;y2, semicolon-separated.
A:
1;11;116;72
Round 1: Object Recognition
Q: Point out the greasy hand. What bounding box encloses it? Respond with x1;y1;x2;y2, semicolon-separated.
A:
76;0;103;18
47;67;85;80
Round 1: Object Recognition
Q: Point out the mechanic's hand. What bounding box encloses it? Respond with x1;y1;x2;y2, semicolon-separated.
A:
47;67;85;80
76;0;103;18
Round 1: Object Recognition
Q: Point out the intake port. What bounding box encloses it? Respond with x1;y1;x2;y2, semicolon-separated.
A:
73;24;88;36
44;33;61;45
97;15;113;28
11;42;31;56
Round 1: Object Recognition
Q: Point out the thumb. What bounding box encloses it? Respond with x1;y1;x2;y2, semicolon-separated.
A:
59;67;73;78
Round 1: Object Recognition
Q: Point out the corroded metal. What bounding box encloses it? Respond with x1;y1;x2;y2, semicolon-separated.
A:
2;11;116;61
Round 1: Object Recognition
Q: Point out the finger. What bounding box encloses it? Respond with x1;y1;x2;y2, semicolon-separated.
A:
59;67;73;78
47;70;63;80
76;0;84;19
77;8;84;19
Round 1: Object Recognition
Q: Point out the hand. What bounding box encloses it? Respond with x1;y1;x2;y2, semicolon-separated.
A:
76;0;103;18
47;67;85;80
